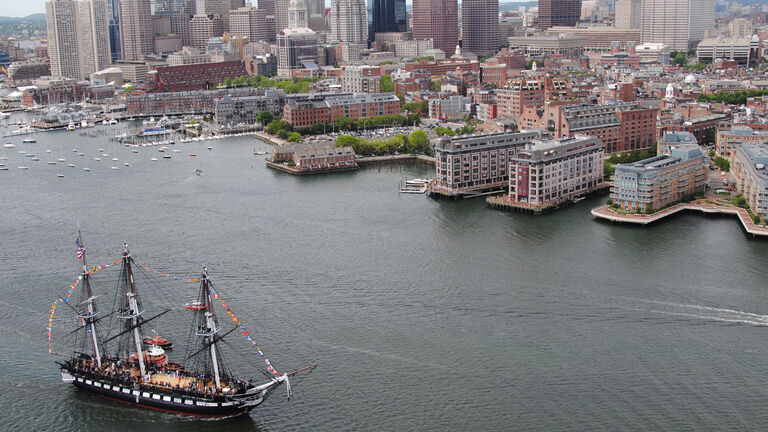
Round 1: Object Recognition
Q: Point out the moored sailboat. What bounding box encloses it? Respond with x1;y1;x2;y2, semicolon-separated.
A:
55;235;316;417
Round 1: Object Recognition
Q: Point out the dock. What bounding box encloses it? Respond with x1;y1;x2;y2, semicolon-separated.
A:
265;159;359;175
591;201;768;238
487;184;610;214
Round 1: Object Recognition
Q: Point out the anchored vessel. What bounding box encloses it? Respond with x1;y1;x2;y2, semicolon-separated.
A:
57;236;316;417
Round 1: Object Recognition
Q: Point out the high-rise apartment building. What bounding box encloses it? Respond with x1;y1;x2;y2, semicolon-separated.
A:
329;0;368;45
537;0;581;30
412;0;458;52
46;0;112;80
258;0;275;15
190;13;224;50
119;0;153;61
230;7;268;42
641;0;715;51
614;0;641;29
462;0;499;56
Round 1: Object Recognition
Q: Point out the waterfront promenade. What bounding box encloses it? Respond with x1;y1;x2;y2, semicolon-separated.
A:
592;201;768;238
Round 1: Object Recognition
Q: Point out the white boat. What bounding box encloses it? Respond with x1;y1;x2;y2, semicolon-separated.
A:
111;166;119;170
57;158;66;162
404;178;432;186
48;161;56;165
78;153;85;156
31;157;40;161
0;166;7;171
108;119;118;125
83;167;91;171
150;157;158;161
102;153;109;157
67;163;75;167
123;162;130;167
3;143;15;148
57;174;64;178
93;157;101;161
18;166;29;170
163;155;171;159
23;137;37;143
111;157;118;161
131;150;139;153
0;157;6;160
66;122;76;131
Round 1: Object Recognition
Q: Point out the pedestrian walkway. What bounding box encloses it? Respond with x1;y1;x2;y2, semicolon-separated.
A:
591;200;768;238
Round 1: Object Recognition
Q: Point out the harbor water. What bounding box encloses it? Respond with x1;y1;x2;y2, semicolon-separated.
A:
2;123;768;431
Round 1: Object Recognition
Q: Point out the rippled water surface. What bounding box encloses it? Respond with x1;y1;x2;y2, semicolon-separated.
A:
2;121;768;431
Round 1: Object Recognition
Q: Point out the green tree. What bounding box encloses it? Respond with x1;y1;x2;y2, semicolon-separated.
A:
408;130;429;153
526;59;543;70
276;129;289;139
335;116;354;131
714;156;730;172
403;101;428;115
380;75;394;92
429;80;442;92
256;110;274;125
287;131;302;143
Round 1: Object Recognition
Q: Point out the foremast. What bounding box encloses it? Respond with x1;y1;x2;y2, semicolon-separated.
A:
198;267;223;387
76;230;102;367
117;243;146;377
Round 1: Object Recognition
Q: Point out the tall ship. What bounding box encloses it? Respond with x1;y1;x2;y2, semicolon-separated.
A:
54;235;316;417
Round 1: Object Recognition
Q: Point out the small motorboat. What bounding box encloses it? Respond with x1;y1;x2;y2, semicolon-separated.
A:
3;143;15;148
67;163;75;167
23;137;36;143
188;153;197;157
185;301;205;310
150;157;158;161
93;157;101;161
111;166;119;170
57;174;64;178
163;155;171;159
143;335;173;349
82;167;91;171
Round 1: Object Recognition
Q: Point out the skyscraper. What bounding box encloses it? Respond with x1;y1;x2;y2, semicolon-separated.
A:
329;0;368;45
46;0;112;80
462;0;499;56
537;0;581;30
412;0;458;53
189;13;224;49
118;0;153;61
288;0;309;28
230;7;268;41
614;0;641;29
370;0;404;36
107;0;121;61
640;0;714;51
196;0;244;31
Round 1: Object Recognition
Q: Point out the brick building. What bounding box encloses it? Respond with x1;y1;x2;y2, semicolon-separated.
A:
153;61;248;92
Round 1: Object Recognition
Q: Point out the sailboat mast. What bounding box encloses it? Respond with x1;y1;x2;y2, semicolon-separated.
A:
78;229;102;367
202;268;221;388
122;243;146;377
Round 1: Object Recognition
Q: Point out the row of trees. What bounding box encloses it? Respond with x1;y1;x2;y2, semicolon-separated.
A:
263;112;422;142
434;125;476;137
219;76;319;94
604;149;655;177
335;130;430;156
697;89;768;105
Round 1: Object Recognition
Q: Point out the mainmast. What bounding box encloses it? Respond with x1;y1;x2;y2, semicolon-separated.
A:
200;267;222;387
77;230;101;367
118;243;146;377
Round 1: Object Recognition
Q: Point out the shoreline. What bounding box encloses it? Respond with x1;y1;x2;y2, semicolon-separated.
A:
592;202;768;238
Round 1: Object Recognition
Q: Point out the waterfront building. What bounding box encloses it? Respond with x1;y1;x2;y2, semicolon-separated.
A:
430;131;540;196
611;143;707;212
283;92;401;127
537;0;581;30
412;0;458;53
46;0;112;80
716;126;768;158
153;61;247;91
213;90;286;125
292;145;358;171
6;59;51;87
118;0;153;61
657;131;697;156
277;27;319;78
126;87;266;115
696;36;759;66
462;0;499;57
190;14;225;50
341;65;382;93
329;0;368;45
229;7;269;42
507;135;605;208
732;143;768;223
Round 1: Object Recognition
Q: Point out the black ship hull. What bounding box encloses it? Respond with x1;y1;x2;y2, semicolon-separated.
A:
65;371;274;417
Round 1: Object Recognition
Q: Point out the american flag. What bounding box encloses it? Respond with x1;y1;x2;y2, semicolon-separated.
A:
75;238;84;259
